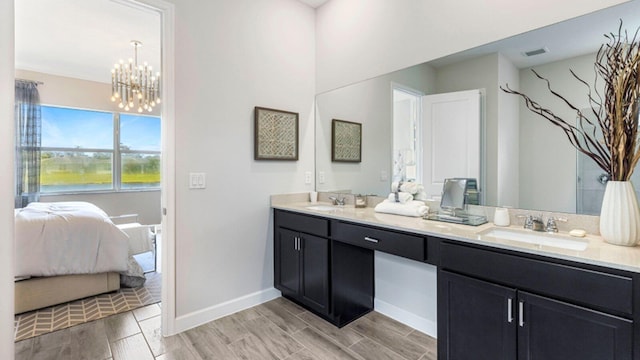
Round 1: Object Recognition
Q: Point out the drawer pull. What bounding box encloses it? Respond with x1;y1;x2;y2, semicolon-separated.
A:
364;236;380;243
507;298;513;323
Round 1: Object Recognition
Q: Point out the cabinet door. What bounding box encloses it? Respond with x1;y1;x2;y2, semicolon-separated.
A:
517;291;633;360
300;233;330;315
276;228;300;297
438;271;517;360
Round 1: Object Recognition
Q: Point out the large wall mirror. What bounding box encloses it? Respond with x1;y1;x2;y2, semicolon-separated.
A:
315;1;640;215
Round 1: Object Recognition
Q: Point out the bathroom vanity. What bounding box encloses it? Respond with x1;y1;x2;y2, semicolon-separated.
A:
272;201;640;360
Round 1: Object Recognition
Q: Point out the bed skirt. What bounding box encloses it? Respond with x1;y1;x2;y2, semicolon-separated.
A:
15;272;120;314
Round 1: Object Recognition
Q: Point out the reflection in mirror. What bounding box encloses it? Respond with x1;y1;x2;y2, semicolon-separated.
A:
315;1;640;214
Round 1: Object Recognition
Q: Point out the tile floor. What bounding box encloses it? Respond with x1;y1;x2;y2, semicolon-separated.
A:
15;297;437;360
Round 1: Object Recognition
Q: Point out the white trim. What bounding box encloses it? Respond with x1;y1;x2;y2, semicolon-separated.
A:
122;0;177;336
175;288;281;333
1;1;14;358
374;298;437;338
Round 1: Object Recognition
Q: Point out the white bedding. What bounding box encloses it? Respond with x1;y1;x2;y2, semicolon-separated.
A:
15;202;130;277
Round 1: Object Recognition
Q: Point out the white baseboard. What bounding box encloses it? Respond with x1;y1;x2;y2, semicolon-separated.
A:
174;287;281;333
374;298;437;338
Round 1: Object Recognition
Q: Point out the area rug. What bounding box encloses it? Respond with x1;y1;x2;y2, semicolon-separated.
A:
14;271;161;341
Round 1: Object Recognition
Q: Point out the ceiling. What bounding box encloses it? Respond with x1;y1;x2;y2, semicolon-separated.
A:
14;0;640;85
15;0;161;84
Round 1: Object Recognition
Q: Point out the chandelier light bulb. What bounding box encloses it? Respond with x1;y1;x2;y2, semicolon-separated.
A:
110;96;115;102
118;103;124;109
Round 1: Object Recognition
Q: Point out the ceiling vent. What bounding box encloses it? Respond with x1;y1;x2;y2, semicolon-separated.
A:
522;47;549;57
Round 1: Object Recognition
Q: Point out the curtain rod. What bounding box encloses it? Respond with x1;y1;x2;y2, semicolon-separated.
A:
15;78;44;85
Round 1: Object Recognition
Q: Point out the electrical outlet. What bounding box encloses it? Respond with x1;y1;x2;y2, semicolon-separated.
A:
380;170;388;181
319;171;326;184
304;171;312;184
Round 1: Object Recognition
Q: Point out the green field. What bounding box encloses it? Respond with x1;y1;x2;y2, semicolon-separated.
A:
40;153;160;186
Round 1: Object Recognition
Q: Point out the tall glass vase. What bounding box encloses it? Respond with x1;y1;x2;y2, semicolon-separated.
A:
599;181;640;246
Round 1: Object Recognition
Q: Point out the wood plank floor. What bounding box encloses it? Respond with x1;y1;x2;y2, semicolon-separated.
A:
15;297;437;360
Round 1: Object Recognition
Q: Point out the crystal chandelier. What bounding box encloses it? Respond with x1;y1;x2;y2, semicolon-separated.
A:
110;40;160;112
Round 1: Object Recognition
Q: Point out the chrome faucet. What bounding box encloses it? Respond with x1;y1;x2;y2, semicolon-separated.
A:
545;216;568;233
329;196;346;205
519;214;567;232
519;214;544;231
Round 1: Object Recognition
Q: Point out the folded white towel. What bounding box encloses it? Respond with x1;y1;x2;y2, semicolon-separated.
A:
387;192;413;204
374;199;429;217
391;181;424;195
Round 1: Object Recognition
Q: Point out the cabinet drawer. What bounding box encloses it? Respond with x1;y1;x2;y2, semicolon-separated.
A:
441;242;633;315
275;210;328;237
333;221;425;261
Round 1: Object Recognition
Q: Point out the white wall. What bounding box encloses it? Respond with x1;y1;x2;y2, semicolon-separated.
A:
15;70;161;116
316;63;435;195
16;69;162;224
519;53;596;212
315;0;627;93
40;191;161;224
497;54;520;208
0;1;15;358
172;0;316;322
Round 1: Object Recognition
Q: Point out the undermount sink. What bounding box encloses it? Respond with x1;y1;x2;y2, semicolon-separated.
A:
478;227;589;251
306;205;338;211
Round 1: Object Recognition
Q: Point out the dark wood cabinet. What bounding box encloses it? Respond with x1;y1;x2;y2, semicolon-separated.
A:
518;291;632;360
299;233;330;314
274;210;373;325
439;271;516;360
273;207;639;359
439;242;634;360
274;221;329;315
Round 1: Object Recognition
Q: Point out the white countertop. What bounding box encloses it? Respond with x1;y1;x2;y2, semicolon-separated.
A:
273;202;640;273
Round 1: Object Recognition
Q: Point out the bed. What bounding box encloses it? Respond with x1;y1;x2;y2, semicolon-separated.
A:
14;201;144;314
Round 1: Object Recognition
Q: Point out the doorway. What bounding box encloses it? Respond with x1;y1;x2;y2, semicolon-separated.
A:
12;0;176;338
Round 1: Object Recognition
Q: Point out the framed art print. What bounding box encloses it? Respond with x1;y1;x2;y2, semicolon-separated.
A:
332;119;361;162
254;106;299;161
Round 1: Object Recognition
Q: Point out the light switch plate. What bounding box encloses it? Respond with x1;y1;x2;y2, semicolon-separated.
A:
189;173;206;189
304;171;312;184
380;170;388;181
319;171;326;184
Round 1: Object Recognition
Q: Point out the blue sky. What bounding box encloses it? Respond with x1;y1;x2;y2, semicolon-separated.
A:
41;106;160;151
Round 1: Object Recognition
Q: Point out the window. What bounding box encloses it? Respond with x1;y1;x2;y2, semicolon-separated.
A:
41;106;161;193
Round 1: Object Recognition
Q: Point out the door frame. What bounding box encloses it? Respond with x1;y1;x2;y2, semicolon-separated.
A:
128;0;177;336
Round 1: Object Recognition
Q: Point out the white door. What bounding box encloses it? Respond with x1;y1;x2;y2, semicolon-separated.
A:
422;89;482;200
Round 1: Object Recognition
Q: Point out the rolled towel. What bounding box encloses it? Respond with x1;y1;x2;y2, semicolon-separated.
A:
387;192;413;204
391;181;424;195
374;199;429;217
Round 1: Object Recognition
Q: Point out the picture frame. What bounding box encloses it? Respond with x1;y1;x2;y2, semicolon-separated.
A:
254;106;299;161
332;119;362;162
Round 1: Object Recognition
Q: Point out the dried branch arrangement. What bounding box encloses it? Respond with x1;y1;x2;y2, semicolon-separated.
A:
501;21;640;181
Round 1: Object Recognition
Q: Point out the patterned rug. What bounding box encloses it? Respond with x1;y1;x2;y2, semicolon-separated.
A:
14;271;161;341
